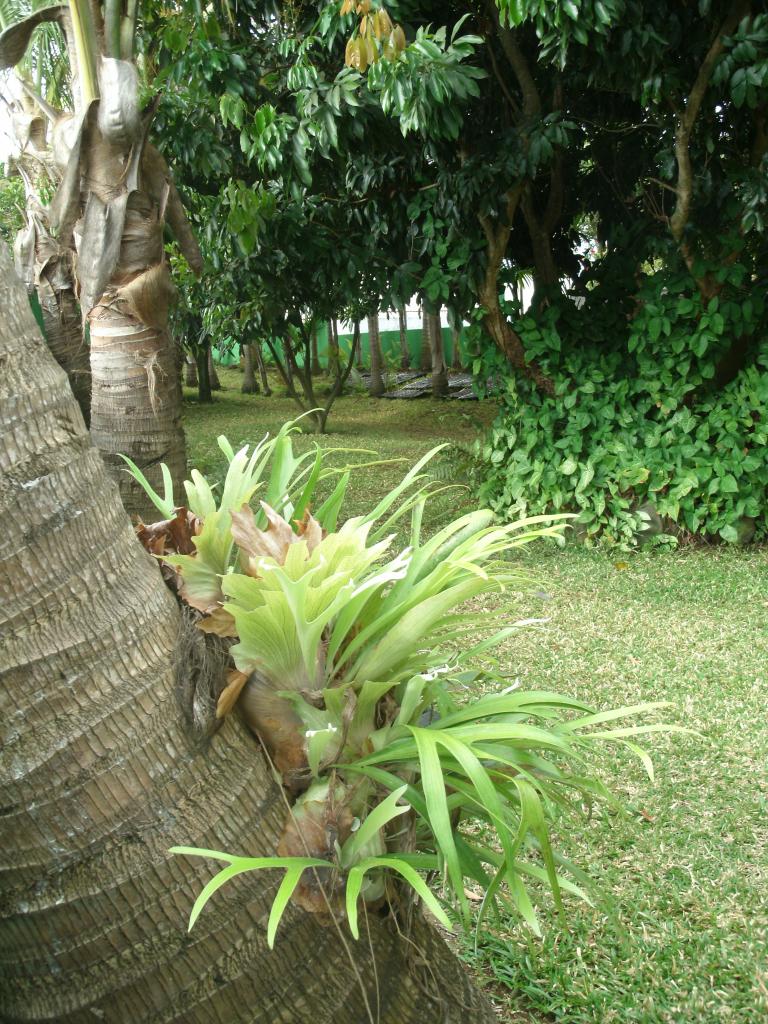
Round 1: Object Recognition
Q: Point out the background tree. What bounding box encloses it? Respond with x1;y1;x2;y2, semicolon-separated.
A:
367;309;385;395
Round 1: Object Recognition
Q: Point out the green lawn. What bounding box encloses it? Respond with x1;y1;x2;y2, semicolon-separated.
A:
184;370;768;1024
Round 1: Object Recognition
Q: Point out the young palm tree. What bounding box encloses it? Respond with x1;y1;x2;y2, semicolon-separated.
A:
1;0;202;519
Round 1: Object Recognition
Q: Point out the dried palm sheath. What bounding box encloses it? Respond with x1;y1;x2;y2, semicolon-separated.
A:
11;125;91;422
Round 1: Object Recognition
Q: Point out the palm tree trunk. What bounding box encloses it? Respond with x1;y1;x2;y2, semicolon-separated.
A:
367;312;385;397
89;301;187;519
0;240;496;1023
428;309;448;397
37;258;91;423
242;342;258;393
49;84;198;520
11;121;90;424
397;304;410;368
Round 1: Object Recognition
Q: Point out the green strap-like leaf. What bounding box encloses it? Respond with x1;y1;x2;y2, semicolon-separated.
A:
119;454;176;518
409;727;469;923
340;785;409;868
346;855;452;940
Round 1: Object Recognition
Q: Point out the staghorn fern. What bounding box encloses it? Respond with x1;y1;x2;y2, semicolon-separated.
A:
126;420;688;947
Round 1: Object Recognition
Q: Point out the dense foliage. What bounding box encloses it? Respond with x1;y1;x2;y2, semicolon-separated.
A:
6;0;764;512
472;254;768;546
136;0;768;537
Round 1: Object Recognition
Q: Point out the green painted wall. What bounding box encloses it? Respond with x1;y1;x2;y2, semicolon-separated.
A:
212;321;471;369
317;322;470;369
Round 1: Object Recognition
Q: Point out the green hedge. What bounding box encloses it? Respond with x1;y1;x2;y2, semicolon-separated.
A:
472;262;768;548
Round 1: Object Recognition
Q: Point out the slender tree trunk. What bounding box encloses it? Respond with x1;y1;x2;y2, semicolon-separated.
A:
255;343;272;396
328;318;341;380
311;324;321;375
242;343;258;394
478;191;554;396
367;312;385;397
208;346;222;390
428;310;448;398
0;242;495;1024
521;189;560;309
282;335;295;389
419;307;432;373
451;324;463;371
184;352;198;387
354;319;364;369
197;340;213;403
397;304;410;368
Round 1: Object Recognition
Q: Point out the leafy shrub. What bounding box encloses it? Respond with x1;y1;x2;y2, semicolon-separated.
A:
471;258;768;547
129;423;683;946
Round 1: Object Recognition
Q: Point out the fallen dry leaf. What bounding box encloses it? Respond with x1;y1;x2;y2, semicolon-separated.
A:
197;606;238;637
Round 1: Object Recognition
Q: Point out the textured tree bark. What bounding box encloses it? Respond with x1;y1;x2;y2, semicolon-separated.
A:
208;346;222;390
354;319;364;370
255;343;272;396
37;256;91;424
450;324;463;371
196;339;213;403
311;324;321;376
89;304;187;519
49;87;198;521
184;352;198;387
10;110;90;424
367;313;385;397
328;318;341;380
0;241;497;1023
428;310;448;398
419;309;432;373
242;343;258;394
397;305;410;368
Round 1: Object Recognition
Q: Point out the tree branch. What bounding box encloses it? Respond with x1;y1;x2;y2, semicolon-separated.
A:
669;1;750;241
486;0;541;117
484;33;521;117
